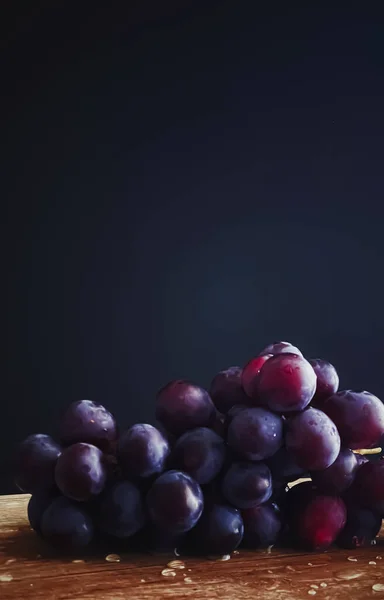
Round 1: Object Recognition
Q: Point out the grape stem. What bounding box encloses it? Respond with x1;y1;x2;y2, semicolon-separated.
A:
353;448;382;455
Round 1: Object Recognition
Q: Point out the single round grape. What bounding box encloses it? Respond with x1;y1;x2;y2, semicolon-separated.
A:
285;407;340;471
266;446;307;483
293;495;346;550
349;460;384;515
185;503;244;555
171;427;226;484
311;448;358;494
55;443;107;502
118;424;170;479
227;407;283;461
155;380;216;436
60;400;118;453
259;341;303;357
28;489;58;533
14;434;61;493
309;359;339;405
41;496;93;549
257;353;317;413
321;390;384;449
146;470;204;534
241;355;272;401
221;462;272;509
242;502;282;548
96;481;145;538
209;366;250;414
336;505;382;548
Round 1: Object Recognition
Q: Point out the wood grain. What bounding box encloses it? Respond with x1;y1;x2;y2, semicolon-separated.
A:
0;494;383;600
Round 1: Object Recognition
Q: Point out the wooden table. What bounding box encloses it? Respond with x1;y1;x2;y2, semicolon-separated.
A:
0;494;383;599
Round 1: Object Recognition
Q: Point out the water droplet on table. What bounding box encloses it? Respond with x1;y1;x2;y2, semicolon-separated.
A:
347;556;358;562
161;568;176;577
0;574;13;582
166;560;185;569
184;577;193;584
105;554;120;563
372;583;384;592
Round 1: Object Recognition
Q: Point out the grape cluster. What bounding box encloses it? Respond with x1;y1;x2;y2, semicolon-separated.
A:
15;342;384;555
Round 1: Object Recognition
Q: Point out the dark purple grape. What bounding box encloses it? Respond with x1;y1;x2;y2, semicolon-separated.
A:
242;502;282;548
321;390;384;449
209;367;250;414
349;459;384;515
171;427;226;484
285;407;340;471
155;380;216;436
309;359;339;405
55;443;107;502
221;462;272;509
185;503;244;555
41;496;93;549
14;434;61;493
259;341;303;357
118;424;170;479
311;448;358;494
96;481;145;538
146;470;204;534
293;495;346;550
336;505;382;548
227;407;283;461
266;446;307;483
60;400;118;454
28;488;58;533
241;355;272;401
257;353;317;413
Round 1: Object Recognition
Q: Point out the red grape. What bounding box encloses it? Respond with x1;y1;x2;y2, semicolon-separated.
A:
336;505;382;548
155;380;216;436
241;355;271;401
55;443;107;502
209;366;249;414
309;358;339;405
221;462;272;509
60;400;118;454
321;390;384;449
185;503;244;555
311;448;358;494
349;459;384;515
227;407;283;461
293;495;346;550
242;502;282;548
146;470;204;534
285;407;340;471
257;353;317;413
171;427;226;484
15;434;61;493
41;496;93;549
118;424;170;479
96;481;145;538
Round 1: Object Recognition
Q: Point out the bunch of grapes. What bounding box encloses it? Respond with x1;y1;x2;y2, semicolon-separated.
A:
15;341;384;555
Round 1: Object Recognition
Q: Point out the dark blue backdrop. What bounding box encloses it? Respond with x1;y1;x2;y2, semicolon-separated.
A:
4;1;384;492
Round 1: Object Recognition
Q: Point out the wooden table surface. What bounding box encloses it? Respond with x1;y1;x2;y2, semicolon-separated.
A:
0;494;383;600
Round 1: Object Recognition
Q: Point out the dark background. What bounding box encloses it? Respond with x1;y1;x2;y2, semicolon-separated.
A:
4;1;384;493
